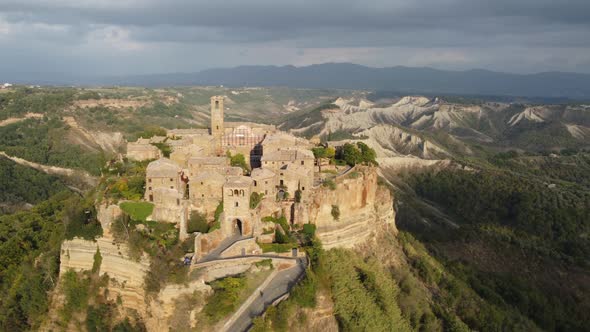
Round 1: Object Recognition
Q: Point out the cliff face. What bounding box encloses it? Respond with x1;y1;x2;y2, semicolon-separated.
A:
304;167;396;249
59;236;213;331
60;237;150;312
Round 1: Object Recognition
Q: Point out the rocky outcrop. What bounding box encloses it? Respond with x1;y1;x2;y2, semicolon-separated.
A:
63;116;125;154
303;167;396;249
60;238;150;310
292;291;339;332
59;236;215;331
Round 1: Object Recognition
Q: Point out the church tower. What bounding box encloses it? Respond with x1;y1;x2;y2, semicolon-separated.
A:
210;96;224;155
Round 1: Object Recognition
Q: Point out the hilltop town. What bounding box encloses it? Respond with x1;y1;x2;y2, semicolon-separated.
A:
56;95;391;331
125;95;387;256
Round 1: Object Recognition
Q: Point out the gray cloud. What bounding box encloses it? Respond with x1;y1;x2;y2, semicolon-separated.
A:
0;0;589;76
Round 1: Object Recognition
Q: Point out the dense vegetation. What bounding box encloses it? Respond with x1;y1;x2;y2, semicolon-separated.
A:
0;87;74;120
0;118;106;175
0;190;103;330
397;156;590;331
0;156;68;213
338;142;378;166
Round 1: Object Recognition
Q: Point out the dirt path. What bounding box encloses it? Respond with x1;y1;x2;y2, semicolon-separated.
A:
0;151;98;187
0;113;44;127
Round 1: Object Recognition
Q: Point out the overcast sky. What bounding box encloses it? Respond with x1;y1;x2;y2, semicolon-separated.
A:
1;0;590;77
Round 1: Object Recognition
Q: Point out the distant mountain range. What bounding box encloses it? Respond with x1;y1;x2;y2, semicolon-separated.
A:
6;63;590;99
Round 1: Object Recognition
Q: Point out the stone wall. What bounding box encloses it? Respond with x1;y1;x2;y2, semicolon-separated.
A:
219;238;262;258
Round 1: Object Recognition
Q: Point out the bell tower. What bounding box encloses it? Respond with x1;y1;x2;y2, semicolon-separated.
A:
210;96;224;154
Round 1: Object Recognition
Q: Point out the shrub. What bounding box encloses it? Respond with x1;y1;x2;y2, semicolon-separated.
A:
303;223;317;237
150;142;171;158
250;192;264;209
60;270;90;323
86;304;113;332
294;190;302;203
187;211;209;233
259;243;293;253
290;271;317;308
64;196;103;240
228;152;249;173
254;259;273;269
331;205;340;221
323;179;336;190
92;248;102;274
203;276;247;322
209;201;223;232
275;229;289;244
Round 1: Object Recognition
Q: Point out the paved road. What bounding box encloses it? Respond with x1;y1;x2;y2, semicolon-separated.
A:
198;235;246;263
225;257;307;332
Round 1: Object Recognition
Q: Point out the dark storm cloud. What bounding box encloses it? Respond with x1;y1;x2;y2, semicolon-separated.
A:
0;0;590;75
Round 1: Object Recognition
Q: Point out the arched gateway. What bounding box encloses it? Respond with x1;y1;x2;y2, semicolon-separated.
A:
233;219;243;236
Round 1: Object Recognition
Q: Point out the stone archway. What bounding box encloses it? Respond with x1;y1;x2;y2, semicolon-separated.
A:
233;219;243;236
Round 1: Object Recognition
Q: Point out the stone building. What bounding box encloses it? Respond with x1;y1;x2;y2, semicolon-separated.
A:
261;132;311;154
187;156;229;175
170;144;204;168
222;176;253;237
189;171;225;215
127;139;160;161
261;148;315;175
135;95;324;256
250;168;276;197
145;158;183;203
277;164;313;201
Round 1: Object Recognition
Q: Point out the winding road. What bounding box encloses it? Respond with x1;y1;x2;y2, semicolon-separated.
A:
223;257;307;332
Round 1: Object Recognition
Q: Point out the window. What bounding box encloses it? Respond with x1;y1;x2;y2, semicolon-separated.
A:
170;178;173;182
254;180;257;186
202;194;204;197
265;190;268;195
302;187;305;191
265;181;268;184
234;189;239;196
215;100;219;109
301;160;305;165
170;186;174;189
235;202;239;207
148;187;152;190
201;182;204;185
229;190;233;196
280;180;284;186
148;178;152;183
176;199;180;206
239;189;245;196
